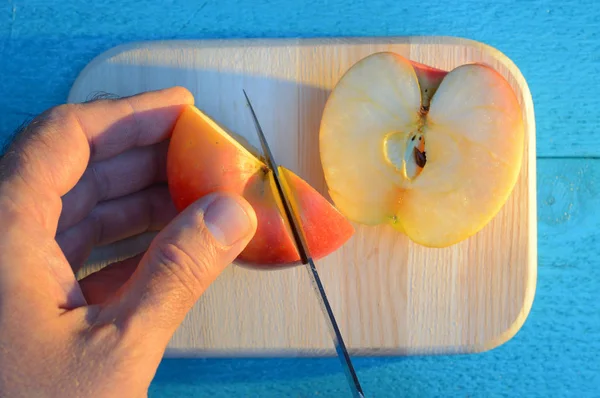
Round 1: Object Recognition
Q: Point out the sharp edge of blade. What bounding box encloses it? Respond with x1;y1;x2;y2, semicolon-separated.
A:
242;89;311;262
242;89;277;170
242;89;364;397
304;258;365;397
277;181;311;264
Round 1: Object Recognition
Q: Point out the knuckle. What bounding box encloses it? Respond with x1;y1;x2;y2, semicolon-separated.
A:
153;239;214;300
0;104;77;182
89;162;110;201
87;207;105;245
44;103;80;126
26;104;83;149
44;103;88;139
47;102;73;117
8;103;79;147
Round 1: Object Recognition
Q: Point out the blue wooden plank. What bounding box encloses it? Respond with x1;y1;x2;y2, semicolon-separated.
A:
0;0;599;157
0;0;599;396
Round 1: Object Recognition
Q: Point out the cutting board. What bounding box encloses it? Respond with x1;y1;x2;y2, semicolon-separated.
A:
68;36;537;357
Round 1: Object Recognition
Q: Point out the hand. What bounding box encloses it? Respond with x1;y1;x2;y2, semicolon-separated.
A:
0;87;257;397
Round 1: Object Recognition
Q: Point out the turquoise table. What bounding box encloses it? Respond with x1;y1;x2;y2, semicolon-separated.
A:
1;1;598;396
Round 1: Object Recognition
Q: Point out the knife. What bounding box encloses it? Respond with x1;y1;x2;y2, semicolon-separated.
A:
242;90;365;398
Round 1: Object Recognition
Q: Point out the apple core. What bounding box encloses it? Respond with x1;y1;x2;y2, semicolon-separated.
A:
383;131;426;181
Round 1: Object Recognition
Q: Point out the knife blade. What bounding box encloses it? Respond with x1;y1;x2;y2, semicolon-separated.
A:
242;89;365;398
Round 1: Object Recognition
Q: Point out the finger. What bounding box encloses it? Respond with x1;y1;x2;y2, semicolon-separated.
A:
0;86;193;233
92;192;257;346
78;254;143;305
56;185;177;272
57;140;169;232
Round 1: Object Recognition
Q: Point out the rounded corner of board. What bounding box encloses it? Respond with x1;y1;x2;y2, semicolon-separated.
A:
476;276;537;355
67;41;153;103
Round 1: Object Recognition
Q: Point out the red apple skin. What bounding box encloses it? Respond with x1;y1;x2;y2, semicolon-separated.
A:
411;60;448;82
166;105;355;269
410;60;449;106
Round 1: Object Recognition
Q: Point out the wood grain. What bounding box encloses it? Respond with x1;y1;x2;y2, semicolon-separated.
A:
67;36;537;356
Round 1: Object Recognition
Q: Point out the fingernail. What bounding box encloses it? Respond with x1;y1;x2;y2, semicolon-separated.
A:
204;195;253;246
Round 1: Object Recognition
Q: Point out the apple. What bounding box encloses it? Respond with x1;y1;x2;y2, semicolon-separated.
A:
166;105;355;268
319;52;525;247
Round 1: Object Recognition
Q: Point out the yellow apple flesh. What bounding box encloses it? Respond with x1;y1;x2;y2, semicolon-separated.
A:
319;52;525;247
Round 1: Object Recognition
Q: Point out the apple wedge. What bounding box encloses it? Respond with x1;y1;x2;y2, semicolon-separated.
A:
319;52;525;247
166;105;355;268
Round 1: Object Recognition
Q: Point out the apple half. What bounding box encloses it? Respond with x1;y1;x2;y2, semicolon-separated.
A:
319;52;525;247
166;105;355;268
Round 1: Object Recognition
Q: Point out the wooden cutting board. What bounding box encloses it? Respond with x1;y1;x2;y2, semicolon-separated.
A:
68;36;537;357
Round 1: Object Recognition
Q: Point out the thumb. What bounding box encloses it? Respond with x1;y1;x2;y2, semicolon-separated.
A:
99;192;257;343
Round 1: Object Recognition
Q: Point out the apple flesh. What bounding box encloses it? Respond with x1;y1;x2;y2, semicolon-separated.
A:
166;105;355;268
319;52;525;247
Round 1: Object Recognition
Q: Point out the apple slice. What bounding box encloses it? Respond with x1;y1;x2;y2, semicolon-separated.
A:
166;105;355;268
319;52;524;247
